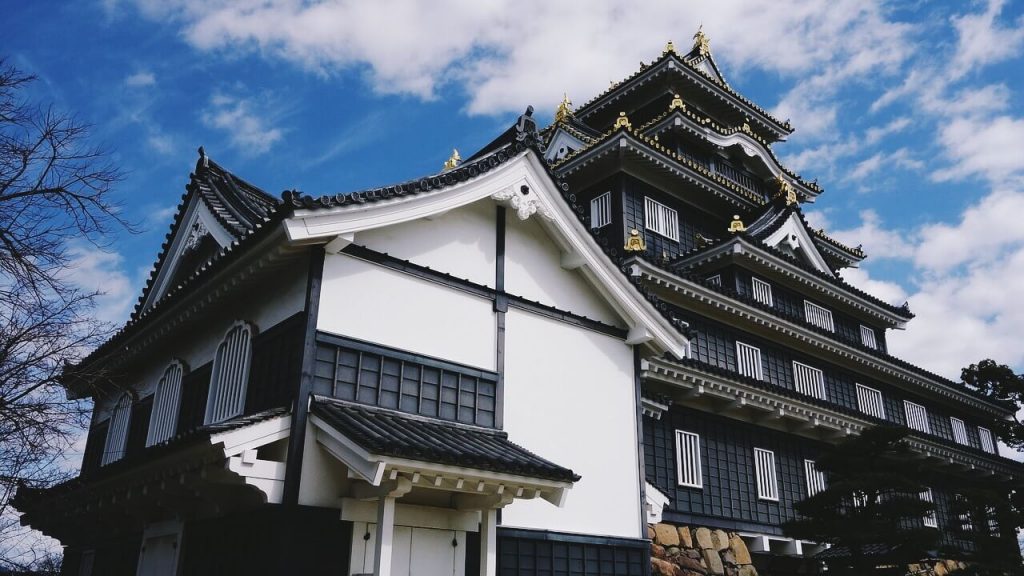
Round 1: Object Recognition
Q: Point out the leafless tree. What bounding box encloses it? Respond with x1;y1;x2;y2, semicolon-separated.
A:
0;58;128;570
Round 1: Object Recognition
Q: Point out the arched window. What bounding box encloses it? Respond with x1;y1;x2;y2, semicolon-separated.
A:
101;393;133;466
205;322;254;424
147;360;185;446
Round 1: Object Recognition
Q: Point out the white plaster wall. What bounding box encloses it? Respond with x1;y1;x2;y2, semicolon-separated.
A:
356;201;496;288
504;215;622;327
318;254;496;370
501;308;641;538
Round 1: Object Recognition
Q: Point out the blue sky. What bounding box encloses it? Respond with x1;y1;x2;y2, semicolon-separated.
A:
6;0;1024;379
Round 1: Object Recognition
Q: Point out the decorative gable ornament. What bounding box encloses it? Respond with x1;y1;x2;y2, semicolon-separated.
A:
491;184;553;221
183;220;209;252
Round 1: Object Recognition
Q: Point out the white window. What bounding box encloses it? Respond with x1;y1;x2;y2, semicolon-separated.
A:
793;361;826;400
706;274;722;287
754;448;779;501
804;301;834;332
675;430;703;488
804;460;826;497
979;427;996;454
950;417;968;445
751;277;773;307
101;393;133;466
855;384;886;419
644;197;679;241
736;341;763;380
904;401;930;434
147;361;185;447
860;325;877;349
590;192;612;229
205;322;254;424
956;494;973;532
921;489;938;528
987;507;1000;537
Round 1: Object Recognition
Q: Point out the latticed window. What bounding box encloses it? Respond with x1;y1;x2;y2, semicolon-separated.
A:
920;489;938;528
955;494;973;532
950;417;968;445
987;507;1000;537
856;384;886;419
706;274;721;287
804;460;826;497
751;277;773;307
793;361;826;400
803;300;834;332
754;448;779;501
735;341;763;380
101;393;133;466
675;430;703;488
904;401;930;434
147;361;185;446
978;426;996;453
590;192;612;228
859;325;877;349
205;322;254;424
644;197;679;241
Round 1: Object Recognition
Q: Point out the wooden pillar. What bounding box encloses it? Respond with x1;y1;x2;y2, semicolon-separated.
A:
480;508;497;576
374;496;397;576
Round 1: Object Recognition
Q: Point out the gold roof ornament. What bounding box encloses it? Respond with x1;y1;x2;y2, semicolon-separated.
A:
693;25;711;57
442;148;461;171
773;175;797;205
613;111;632;130
663;40;678;56
669;94;685;111
741;118;752;134
728;214;746;234
554;93;573;123
624;228;646;252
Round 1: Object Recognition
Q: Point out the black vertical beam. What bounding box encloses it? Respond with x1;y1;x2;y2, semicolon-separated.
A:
494;206;507;429
282;247;325;505
634;346;650;540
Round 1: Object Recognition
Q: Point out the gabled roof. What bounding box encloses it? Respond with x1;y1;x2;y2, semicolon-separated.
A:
744;202;835;275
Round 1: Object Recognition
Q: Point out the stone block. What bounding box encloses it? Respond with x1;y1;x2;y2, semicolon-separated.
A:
944;559;958;571
934;563;948;576
651;557;678;576
703;549;725;576
694;527;715;549
678;525;693;548
676;554;708;574
655;523;680;547
712;529;730;551
721;550;735;566
652;543;666;559
738;566;758;576
648;525;656;540
729;535;752;565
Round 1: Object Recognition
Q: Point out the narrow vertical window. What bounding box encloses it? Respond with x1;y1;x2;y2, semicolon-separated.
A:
803;300;834;332
101;393;133;466
986;507;1000;537
904;401;930;434
751;277;773;307
793;361;826;400
706;274;722;287
804;460;826;497
147;361;185;446
675;430;703;488
735;341;763;380
978;427;996;454
950;417;968;445
754;448;779;501
955;494;973;532
590;192;612;229
644;197;679;241
921;489;938;528
855;384;886;419
205;322;254;424
859;325;877;349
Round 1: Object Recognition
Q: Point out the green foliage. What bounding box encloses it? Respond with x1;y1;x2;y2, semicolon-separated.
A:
961;359;1024;450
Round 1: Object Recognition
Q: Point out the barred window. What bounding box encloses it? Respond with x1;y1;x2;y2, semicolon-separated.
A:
736;341;763;380
675;430;703;488
950;417;968;445
644;197;679;241
147;361;185;446
754;448;779;501
751;277;773;307
855;384;886;419
590;192;612;229
978;427;996;454
904;401;930;434
860;325;877;349
804;301;834;332
101;393;133;466
804;460;826;497
921;489;938;528
205;322;254;424
956;494;973;532
706;274;721;287
987;507;1000;538
793;361;826;400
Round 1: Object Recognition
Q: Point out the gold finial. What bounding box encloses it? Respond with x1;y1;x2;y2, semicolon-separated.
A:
554;93;573;123
624;229;646;252
693;25;711;57
728;214;746;234
663;40;678;55
443;148;461;171
741;117;752;134
773;175;797;205
669;94;685;111
613;111;632;130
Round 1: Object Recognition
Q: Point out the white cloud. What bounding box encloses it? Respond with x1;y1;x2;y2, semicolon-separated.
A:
932;115;1024;184
125;70;156;88
201;93;283;155
949;0;1024;79
62;244;137;326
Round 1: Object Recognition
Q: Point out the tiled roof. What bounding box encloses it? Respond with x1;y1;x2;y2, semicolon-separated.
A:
310;397;579;483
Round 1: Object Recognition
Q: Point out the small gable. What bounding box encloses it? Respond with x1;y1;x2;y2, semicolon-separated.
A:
760;212;834;276
544;127;588;163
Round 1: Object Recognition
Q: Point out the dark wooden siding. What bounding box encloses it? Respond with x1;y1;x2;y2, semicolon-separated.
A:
176;362;212;435
245;312;304;414
80;421;108;478
497;528;648;576
621;176;725;261
125;396;153;459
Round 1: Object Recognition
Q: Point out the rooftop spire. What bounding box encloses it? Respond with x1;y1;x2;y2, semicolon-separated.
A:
554;93;573;123
693;25;711;57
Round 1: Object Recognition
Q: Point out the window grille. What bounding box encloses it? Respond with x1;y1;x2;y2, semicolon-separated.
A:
735;342;763;380
978;427;996;453
644;197;679;241
987;507;1000;537
904;401;930;434
950;417;968;445
956;494;973;532
860;325;877;349
751;277;773;307
101;394;133;466
921;489;938;528
793;361;826;400
205;322;254;424
804;460;826;497
855;384;886;419
590;192;612;229
706;274;721;287
147;361;184;446
754;448;779;501
803;301;834;331
675;430;703;488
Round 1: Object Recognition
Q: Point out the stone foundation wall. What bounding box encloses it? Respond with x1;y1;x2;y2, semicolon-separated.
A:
648;523;756;576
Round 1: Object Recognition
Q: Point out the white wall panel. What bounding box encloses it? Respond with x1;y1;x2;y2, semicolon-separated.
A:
501;308;640;538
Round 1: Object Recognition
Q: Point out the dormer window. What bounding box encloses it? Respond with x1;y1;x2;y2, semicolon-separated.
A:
205;322;254;424
147;360;185;446
101;393;133;466
644;197;679;241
